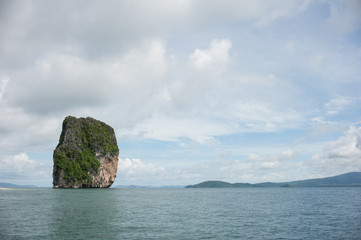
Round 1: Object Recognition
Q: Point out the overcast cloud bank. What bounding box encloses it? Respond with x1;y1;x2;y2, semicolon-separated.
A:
0;0;360;186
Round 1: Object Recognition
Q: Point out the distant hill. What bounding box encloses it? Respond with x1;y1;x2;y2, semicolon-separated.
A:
185;172;361;188
185;181;252;188
112;185;185;189
0;182;38;188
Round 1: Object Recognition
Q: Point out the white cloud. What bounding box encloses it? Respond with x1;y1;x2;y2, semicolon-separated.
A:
118;158;165;175
0;35;305;154
118;114;233;143
114;149;303;185
1;153;33;173
116;158;166;185
231;100;301;131
118;98;302;142
256;0;311;26
261;161;279;169
0;78;9;98
189;39;232;72
281;149;297;159
245;149;297;162
110;38;304;144
0;153;50;181
307;126;361;174
325;95;356;115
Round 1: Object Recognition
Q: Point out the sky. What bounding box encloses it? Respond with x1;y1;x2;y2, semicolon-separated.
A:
0;0;361;187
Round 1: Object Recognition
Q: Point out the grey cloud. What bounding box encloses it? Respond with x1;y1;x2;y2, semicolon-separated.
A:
4;39;167;115
0;0;190;69
0;0;316;70
1;1;361;187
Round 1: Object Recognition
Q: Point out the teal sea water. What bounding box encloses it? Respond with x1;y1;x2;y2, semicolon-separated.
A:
1;187;360;239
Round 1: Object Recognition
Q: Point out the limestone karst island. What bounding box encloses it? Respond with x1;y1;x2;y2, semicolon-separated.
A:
52;116;119;188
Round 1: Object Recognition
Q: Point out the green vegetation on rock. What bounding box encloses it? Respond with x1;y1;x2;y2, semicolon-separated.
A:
53;116;119;186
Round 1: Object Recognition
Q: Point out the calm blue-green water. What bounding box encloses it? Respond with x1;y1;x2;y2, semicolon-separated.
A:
0;188;360;240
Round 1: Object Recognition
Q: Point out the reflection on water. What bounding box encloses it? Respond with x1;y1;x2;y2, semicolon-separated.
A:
48;189;120;240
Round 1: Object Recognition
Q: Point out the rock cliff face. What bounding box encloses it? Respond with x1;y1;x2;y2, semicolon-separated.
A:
53;116;119;188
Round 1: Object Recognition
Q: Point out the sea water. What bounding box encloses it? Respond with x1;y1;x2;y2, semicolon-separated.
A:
0;187;360;239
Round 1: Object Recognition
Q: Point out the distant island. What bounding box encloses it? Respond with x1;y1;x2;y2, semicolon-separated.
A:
112;185;185;189
2;172;360;189
186;172;361;188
